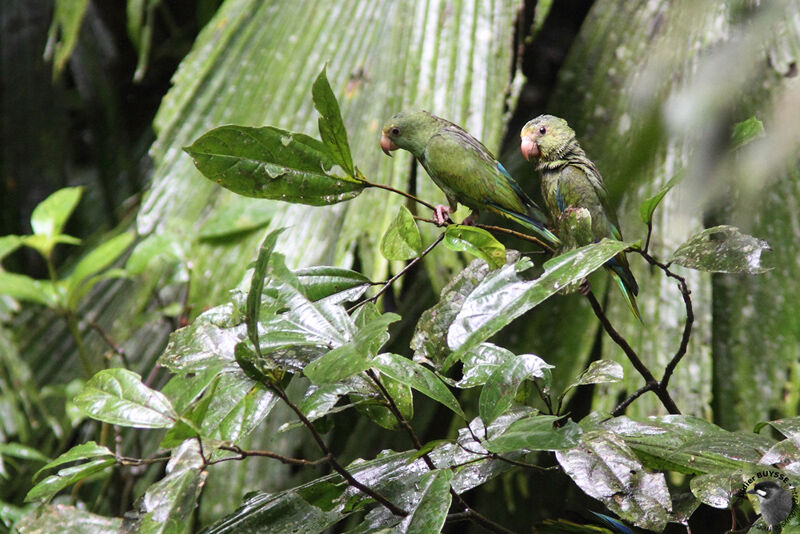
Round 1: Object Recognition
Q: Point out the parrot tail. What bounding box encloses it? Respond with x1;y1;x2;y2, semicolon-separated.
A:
606;257;642;323
589;512;635;534
486;202;561;248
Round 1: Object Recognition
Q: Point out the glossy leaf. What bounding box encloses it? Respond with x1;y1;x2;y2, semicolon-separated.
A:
26;458;114;502
359;372;413;430
456;343;517;388
30;187;83;239
380;206;423;261
33;442;112;482
159;304;243;373
312;66;355;178
294;266;372;303
479;353;552;424
446;240;631;367
484;415;581;453
373;353;465;419
303;312;399;384
731;116;765;150
184;125;364;205
247;229;283;359
669;225;771;274
443;225;505;269
0;442;50;464
567;360;624;390
556;430;671;531
14;504;122;533
400;469;453;534
73;369;178;428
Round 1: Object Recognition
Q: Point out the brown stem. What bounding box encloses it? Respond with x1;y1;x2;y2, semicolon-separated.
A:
475;223;554;252
585;290;681;415
347;233;445;313
90;320;131;368
361;179;437;211
210;445;330;467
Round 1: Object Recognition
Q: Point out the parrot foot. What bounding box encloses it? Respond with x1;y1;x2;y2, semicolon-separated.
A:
433;205;451;226
461;212;478;226
578;278;591;296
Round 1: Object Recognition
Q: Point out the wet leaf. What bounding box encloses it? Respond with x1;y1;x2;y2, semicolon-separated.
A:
33;442;112;482
73;369;178;428
26;458;114;502
312;66;355;178
669;225;771;274
479;353;552;424
14;504;121;533
358;372;412;430
159;304;243;373
247;229;284;359
689;473;740;509
456;343;517;388
567;360;624;389
484;415;581;453
446;240;631;368
299;383;353;421
294;266;371;303
443;225;505;269
373;353;465;419
303;312;399;384
400;469;453;534
556;430;671;531
380;206;423;261
184;125;364;205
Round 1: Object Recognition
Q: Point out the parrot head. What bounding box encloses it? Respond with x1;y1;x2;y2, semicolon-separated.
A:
520;115;576;161
381;110;440;158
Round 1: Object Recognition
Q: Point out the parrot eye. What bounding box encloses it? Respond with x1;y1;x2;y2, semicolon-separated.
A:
391;127;400;136
539;126;546;135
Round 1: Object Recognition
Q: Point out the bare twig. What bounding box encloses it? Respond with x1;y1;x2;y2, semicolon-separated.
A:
361;179;437;211
347;232;445;313
209;445;330;467
90;320;131;368
585;289;681;415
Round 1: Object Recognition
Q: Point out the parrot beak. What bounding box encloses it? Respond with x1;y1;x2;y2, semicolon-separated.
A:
520;136;539;161
380;133;398;157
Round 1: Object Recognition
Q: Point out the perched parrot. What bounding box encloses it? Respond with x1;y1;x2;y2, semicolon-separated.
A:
520;115;640;321
380;110;560;247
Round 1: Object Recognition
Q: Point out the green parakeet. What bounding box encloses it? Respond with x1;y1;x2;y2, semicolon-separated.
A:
380;110;559;247
520;115;641;321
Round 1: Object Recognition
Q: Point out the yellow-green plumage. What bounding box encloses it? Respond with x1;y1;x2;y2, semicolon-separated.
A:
380;110;559;247
520;115;641;321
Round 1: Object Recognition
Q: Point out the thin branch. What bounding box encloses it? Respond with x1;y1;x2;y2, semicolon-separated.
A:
347;232;445;313
611;384;655;416
584;289;681;415
209;445;330;467
90;320;130;368
475;223;554;252
643;221;653;254
361;179;437;211
266;382;408;516
446;508;517;534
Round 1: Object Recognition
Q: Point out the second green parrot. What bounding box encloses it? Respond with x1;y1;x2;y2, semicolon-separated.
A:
520;115;640;321
380;110;559;247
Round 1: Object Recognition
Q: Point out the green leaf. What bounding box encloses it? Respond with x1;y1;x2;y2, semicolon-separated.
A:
0;272;57;307
556;430;671;531
27;458;114;502
66;268;131;310
639;172;683;225
443;225;505;269
567;360;624;390
402;469;453;534
294;266;372;303
33;442;113;482
29;187;83;240
380;206;424;261
479;353;552;424
14;504;122;532
456;343;516;388
373;353;465;419
731;116;765;150
484;415;581;453
669;225;771;274
184;125;364;205
299;383;354;421
446;240;631;368
45;0;90;77
65;232;135;308
304;312;400;384
73;369;178;428
0;235;22;262
0;443;50;464
312;66;355;178
358;373;413;430
247;229;284;359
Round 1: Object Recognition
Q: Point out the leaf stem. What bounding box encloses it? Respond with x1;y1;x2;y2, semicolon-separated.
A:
361;179;436;211
65;312;95;378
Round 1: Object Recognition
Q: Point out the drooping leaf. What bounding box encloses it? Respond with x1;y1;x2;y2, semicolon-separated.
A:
446;240;631;368
33;442;112;482
567;360;624;390
247;229;284;359
731;116;765;150
443;225;505;269
669;225;771;274
184;126;364;205
479;353;552;424
373;353;465;419
556;430;671;531
312;66;355;178
380;206;424;261
26;458;114;502
44;1;91;78
73;369;178;428
484;415;581;453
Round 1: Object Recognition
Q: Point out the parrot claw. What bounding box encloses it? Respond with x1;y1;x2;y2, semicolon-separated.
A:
461;213;478;226
578;278;591;296
433;205;451;226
